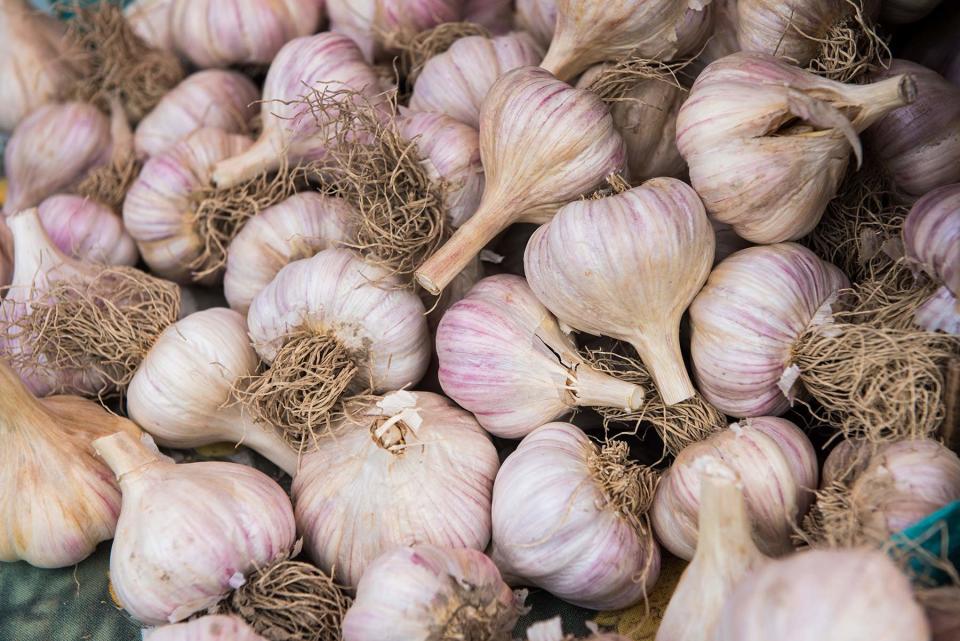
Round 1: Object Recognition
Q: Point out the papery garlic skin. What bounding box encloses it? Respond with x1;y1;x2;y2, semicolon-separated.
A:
343;545;522;641
464;0;514;33
516;0;556;47
125;0;176;52
127;308;299;476
97;431;296;625
689;243;848;417
652;417;818;560
491;422;661;610
677;52;915;243
3;102;111;214
409;32;544;129
170;0;322;68
135;70;260;158
145;616;268;641
882;0;943;24
327;0;462;62
525;178;714;405
712;549;930;641
37;195;138;266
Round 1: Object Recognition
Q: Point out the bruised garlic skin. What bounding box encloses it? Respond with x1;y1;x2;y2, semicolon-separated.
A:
96;431;296;625
712;549;930;641
135;70;260;158
491;423;661;610
327;0;462;62
409;32;544;129
677;52;915;244
516;0;557;47
525;178;714;405
0;361;140;568
127;308;299;476
37;195;138;266
145;616;268;641
436;274;644;438
652;417;818;560
125;0;176;52
293;391;499;588
343;545;522;641
3;102;111;214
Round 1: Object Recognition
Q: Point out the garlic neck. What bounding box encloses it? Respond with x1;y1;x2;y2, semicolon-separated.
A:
627;327;694;406
569;364;644;411
236;413;300;476
845;74;917;132
0;360;50;433
6;207;75;279
93;431;164;480
211;137;282;189
694;464;763;565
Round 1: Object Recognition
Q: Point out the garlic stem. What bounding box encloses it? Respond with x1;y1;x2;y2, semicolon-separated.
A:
94;431;163;479
235;415;300;476
0;359;48;429
540;43;584;83
845;74;917;132
629;329;693;405
7;206;70;277
571;365;644;410
696;463;761;563
211;139;281;190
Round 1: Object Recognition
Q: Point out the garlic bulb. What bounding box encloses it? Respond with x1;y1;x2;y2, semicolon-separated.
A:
0;218;12;289
491;422;661;610
135;70;260;158
3;102;111;214
437;274;644;438
127;308;299;476
712;549;930;641
882;0;943;24
687;0;741;77
146;616;268;641
212;32;385;189
539;0;714;81
37;195;138;266
516;0;556;47
525;178;713;405
342;545;523;641
677;52;915;244
409;32;544;129
224;193;356;315
416;66;625;294
125;0;176;52
170;0;323;68
652;417;818;560
0;360;140;568
464;0;513;33
96;431;296;625
865;60;960;202
327;0;462;62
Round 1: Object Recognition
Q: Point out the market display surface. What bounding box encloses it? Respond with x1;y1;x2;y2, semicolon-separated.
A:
1;1;959;641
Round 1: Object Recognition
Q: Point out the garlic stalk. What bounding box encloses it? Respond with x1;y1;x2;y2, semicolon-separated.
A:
342;545;524;641
882;0;944;24
677;51;915;244
437;274;644;438
516;0;556;47
652;417;818;560
415;66;625;294
146;616;268;641
0;360;140;568
490;423;661;610
124;0;176;52
37;194;138;266
464;0;514;33
525;178;714;405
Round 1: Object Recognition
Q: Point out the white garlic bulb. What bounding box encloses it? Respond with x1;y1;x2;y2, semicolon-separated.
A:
124;0;176;52
491;422;661;610
516;0;556;47
652;417;818;560
327;0;462;62
437;274;644;438
146;616;268;641
525;178;714;405
342;545;523;641
37;194;138;266
409;32;544;129
95;431;296;625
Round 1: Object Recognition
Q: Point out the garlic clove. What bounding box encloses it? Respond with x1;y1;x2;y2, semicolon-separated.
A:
124;0;176;53
145;615;268;641
37;194;139;266
516;0;557;48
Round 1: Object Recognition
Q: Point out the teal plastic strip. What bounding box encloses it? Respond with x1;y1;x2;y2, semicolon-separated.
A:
890;500;960;587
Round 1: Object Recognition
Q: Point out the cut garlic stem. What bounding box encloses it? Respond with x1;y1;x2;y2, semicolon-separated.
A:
571;365;644;410
95;431;161;480
212;138;281;189
630;328;694;405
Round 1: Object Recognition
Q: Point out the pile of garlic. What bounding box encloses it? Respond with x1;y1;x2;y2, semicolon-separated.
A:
1;1;959;640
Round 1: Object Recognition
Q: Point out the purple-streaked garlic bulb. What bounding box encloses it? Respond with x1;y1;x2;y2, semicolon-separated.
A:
124;0;175;52
652;417;818;560
327;0;462;62
212;32;386;189
145;616;268;641
3;102;111;214
416;66;625;295
409;32;544;129
135;70;259;158
37;195;138;266
463;0;513;33
223;193;356;315
436;274;644;438
686;0;741;78
882;0;944;24
342;545;523;641
170;0;323;68
525;178;714;405
490;422;661;610
677;51;915;244
516;0;556;47
866;60;960;202
293;391;499;588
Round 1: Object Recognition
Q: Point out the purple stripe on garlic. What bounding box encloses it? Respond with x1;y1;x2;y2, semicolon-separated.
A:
37;194;138;266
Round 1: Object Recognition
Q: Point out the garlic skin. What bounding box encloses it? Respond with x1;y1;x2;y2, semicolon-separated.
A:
652;417;818;560
516;0;556;47
866;60;960;202
123;127;253;284
223;193;356;315
37;195;138;266
464;0;514;33
0;361;140;568
327;0;462;62
96;431;296;625
490;423;661;610
676;52;915;243
146;616;268;641
170;0;323;68
125;0;176;52
437;274;644;438
882;0;943;24
0;218;13;289
135;70;260;158
3;102;111;214
293;391;499;588
711;549;930;641
343;545;522;641
525;178;714;405
127;308;299;477
409;32;544;130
